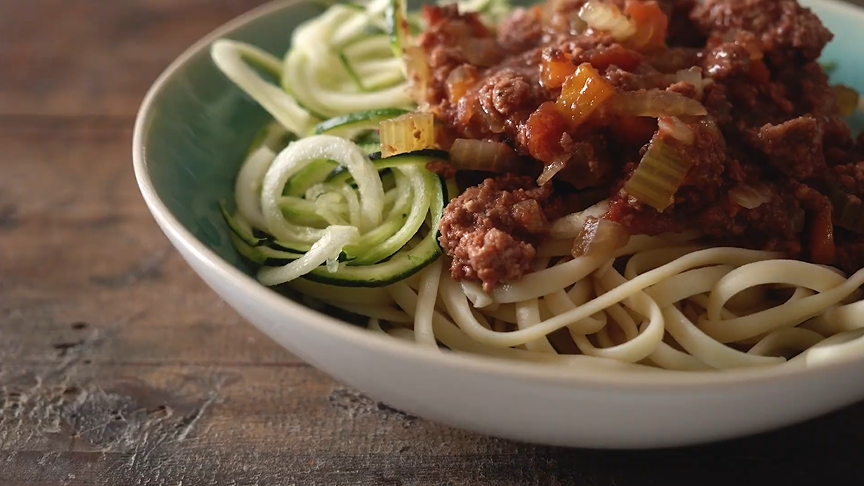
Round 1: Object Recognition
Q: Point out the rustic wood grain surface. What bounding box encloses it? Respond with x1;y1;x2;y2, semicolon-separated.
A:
4;1;864;484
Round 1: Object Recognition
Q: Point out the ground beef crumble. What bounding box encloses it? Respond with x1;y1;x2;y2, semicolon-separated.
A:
438;176;558;291
422;0;864;289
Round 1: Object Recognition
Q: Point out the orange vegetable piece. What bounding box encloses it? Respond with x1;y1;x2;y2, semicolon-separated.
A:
625;0;669;52
555;63;617;129
541;50;577;90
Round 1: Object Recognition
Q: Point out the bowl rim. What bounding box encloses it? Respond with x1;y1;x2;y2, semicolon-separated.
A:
133;0;864;390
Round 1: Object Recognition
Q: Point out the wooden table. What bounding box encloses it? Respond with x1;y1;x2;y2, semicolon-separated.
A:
3;1;864;484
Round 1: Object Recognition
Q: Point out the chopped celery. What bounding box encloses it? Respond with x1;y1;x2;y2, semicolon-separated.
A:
623;138;693;212
380;112;436;157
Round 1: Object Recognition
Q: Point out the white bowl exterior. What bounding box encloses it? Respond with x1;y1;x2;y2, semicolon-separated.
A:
136;0;864;449
150;208;864;448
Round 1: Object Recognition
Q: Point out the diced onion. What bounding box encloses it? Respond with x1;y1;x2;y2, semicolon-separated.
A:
572;217;631;258
537;159;567;187
676;67;705;99
578;1;636;42
547;9;588;36
380;112;436;157
658;116;695;145
450;139;519;173
729;183;772;210
611;90;707;118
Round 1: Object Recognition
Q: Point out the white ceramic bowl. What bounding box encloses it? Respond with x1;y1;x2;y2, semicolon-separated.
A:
133;0;864;449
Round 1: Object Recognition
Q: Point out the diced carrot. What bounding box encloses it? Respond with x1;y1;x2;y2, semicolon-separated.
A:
541;50;577;90
555;63;617;129
625;0;669;52
810;207;837;265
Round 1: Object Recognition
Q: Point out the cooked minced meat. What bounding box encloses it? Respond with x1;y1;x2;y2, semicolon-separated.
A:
425;0;864;286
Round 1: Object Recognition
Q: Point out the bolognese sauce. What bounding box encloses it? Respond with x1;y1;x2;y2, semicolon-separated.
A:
418;0;864;290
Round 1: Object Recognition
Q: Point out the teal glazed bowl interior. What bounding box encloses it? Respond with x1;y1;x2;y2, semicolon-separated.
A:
134;0;864;449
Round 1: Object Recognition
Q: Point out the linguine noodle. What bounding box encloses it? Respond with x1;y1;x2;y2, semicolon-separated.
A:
318;235;864;371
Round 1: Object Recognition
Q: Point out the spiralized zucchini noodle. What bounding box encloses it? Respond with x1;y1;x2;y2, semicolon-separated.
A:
211;0;864;372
